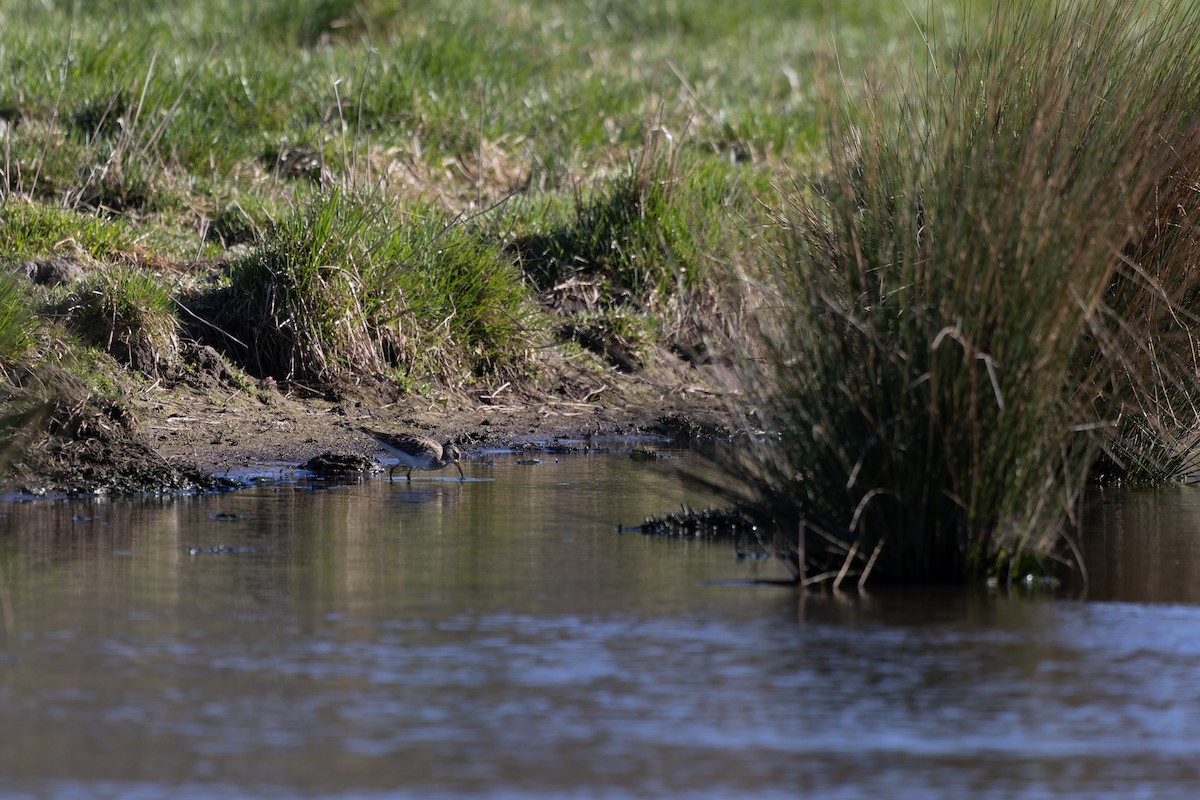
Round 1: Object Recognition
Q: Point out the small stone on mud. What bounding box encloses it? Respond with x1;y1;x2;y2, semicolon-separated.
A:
301;452;374;475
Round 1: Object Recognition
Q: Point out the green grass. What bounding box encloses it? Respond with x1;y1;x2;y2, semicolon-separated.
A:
2;0;883;398
191;188;538;387
0;275;35;377
62;265;180;378
1;0;919;400
0;203;137;263
0;0;940;208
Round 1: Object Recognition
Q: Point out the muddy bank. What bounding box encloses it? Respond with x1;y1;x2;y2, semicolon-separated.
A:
6;348;730;495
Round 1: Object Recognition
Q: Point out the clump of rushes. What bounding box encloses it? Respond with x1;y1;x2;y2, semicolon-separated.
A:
712;1;1200;585
1093;420;1200;485
64;265;180;379
197;188;537;388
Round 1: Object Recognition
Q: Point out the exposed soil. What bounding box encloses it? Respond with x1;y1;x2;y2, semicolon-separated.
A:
5;343;731;495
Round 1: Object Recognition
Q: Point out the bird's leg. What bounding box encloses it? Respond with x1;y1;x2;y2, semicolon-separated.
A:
388;464;397;479
405;466;414;481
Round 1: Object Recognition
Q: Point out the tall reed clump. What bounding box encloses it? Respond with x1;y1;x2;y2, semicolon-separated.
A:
198;189;537;389
714;1;1200;585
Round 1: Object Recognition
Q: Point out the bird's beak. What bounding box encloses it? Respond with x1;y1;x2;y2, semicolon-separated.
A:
454;460;464;480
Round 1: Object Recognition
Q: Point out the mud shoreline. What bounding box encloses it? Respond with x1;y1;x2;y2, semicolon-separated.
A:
6;353;731;495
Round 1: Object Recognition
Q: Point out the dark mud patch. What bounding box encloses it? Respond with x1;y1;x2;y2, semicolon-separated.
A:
300;451;375;477
134;343;733;475
7;393;239;496
628;503;800;580
628;504;762;542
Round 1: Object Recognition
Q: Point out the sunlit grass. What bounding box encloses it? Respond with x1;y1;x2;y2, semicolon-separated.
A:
62;265;180;378
0;0;946;404
192;188;539;388
0;275;34;379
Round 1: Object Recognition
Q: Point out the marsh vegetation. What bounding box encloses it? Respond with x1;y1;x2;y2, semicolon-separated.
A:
703;1;1200;585
3;0;1200;583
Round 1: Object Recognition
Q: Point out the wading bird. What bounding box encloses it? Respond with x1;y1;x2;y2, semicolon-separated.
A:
361;427;464;481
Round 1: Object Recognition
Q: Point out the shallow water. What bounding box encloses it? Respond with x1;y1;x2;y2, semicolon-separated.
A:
1;448;1199;798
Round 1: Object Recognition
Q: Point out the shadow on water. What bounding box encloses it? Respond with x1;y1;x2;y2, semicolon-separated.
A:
0;454;1199;798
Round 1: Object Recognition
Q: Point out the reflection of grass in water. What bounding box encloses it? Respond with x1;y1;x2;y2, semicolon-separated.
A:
712;1;1200;585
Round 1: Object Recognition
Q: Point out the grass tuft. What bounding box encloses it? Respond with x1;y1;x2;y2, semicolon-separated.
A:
0;275;35;378
0;202;136;262
193;188;538;389
513;136;751;364
711;0;1200;584
63;265;180;378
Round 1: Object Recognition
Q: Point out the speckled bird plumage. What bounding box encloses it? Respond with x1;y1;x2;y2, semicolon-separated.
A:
361;427;464;480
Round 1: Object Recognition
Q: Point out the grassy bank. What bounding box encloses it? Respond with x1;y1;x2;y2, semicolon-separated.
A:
2;0;926;394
